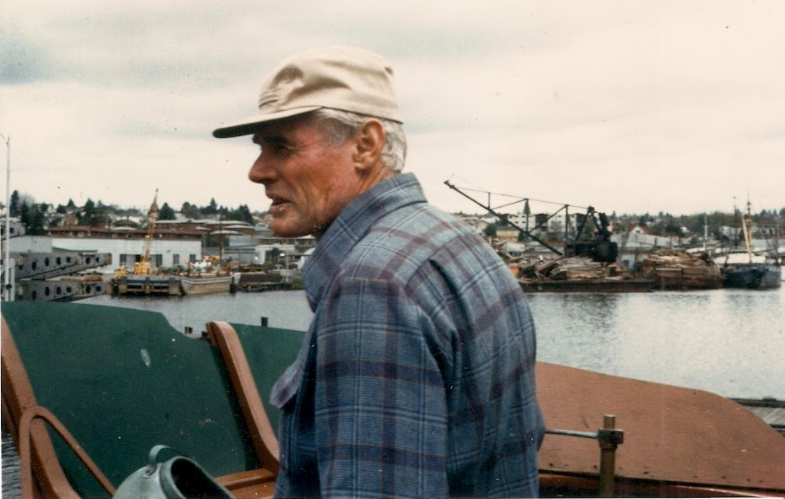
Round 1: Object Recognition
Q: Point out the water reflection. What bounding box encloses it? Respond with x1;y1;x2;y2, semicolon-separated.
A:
529;293;623;373
80;288;785;400
2;430;21;495
530;289;785;399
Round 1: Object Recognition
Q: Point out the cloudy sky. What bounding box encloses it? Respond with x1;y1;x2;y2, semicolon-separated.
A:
1;0;783;219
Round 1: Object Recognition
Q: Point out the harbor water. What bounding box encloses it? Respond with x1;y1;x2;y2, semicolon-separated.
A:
3;287;784;495
75;286;785;400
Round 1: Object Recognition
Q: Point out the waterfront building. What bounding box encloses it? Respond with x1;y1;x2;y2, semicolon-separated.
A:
0;218;25;239
38;226;203;275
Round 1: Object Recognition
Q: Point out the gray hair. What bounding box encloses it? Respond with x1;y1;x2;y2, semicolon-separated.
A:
310;108;407;173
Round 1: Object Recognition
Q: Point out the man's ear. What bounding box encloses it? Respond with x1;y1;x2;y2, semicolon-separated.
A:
353;120;385;171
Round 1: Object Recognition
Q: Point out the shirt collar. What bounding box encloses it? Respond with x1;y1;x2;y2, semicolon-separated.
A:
302;172;425;310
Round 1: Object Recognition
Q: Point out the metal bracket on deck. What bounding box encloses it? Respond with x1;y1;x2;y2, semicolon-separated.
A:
546;414;624;497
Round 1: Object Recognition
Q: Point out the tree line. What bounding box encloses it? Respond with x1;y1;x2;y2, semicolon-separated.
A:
5;189;783;239
5;190;260;235
477;207;784;243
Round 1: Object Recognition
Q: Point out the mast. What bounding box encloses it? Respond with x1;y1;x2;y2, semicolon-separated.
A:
741;199;753;264
733;197;739;249
703;214;708;252
1;134;11;301
777;214;781;264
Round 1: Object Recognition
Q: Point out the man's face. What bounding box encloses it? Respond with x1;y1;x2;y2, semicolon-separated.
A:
248;116;360;238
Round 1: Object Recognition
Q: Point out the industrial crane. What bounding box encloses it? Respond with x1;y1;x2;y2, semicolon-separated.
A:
444;179;618;263
134;189;159;275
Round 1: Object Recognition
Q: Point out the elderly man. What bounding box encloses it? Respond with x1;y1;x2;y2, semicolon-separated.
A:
213;46;544;498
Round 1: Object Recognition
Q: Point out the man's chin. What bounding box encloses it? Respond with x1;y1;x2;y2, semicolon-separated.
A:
270;220;310;238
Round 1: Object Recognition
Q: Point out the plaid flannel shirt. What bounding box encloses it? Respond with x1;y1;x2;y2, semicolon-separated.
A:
270;173;544;498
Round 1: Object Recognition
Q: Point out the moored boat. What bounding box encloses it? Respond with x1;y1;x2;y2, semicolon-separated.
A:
718;200;782;290
180;273;239;296
718;250;781;289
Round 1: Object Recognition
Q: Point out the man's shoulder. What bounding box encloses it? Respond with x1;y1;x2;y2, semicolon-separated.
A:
341;203;495;282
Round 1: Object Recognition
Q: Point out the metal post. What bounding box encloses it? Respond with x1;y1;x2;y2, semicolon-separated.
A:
545;414;624;497
598;414;623;497
1;134;12;302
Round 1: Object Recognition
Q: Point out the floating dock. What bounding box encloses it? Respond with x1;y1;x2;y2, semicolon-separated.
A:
113;275;181;296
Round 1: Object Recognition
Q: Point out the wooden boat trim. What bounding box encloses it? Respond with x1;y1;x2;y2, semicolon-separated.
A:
18;405;115;498
3;314;280;499
539;472;777;498
206;320;280;476
2;317;81;499
216;468;276;498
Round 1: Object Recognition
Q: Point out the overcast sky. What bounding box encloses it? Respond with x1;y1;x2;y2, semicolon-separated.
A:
1;0;783;219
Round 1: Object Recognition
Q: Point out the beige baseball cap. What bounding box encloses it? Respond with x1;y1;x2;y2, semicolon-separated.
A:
213;46;403;138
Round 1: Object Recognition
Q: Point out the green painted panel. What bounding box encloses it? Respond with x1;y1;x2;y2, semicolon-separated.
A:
2;302;259;498
229;324;305;433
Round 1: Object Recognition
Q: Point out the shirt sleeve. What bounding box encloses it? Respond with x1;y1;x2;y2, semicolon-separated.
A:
313;276;449;499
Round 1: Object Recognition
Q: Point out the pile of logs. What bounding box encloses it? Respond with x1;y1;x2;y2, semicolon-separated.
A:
637;249;722;290
517;256;611;281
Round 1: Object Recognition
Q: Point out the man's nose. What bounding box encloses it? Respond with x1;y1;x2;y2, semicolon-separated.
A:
248;153;274;184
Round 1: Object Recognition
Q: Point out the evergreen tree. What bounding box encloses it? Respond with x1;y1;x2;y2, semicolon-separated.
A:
239;204;254;224
202;198;218;215
28;206;46;235
10;190;19;217
226;204;254;224
19;202;31;230
78;198;108;227
158;202;176;220
181;202;201;219
79;199;95;225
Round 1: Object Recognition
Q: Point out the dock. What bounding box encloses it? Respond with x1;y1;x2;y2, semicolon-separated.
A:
734;398;785;437
113;275;182;296
237;272;290;292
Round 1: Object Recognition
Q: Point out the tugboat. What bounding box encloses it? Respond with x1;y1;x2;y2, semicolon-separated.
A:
720;250;781;289
719;201;781;290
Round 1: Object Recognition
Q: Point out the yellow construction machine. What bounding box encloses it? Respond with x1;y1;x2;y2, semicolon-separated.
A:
113;189;158;278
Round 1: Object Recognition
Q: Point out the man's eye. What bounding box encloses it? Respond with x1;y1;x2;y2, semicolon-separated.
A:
270;143;291;155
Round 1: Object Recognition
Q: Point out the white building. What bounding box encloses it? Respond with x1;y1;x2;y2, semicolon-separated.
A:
255;243;297;267
8;234;202;276
51;236;201;274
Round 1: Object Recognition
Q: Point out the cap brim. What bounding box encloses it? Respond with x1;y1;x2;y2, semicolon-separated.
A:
212;106;322;138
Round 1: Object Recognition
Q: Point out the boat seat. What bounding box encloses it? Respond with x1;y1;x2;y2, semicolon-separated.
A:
1;301;289;498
